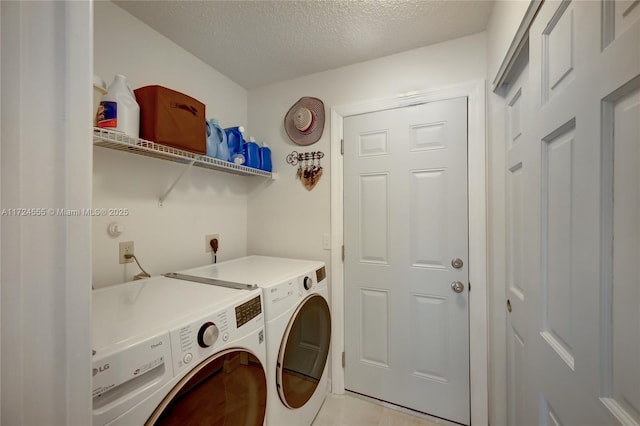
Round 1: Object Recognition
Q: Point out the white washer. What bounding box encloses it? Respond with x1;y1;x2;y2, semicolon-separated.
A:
92;276;267;426
176;256;331;426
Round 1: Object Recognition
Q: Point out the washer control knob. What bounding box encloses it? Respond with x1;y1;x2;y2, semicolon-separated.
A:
303;276;313;290
198;322;219;348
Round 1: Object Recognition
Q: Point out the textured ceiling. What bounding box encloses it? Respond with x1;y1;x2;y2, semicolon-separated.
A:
114;0;494;89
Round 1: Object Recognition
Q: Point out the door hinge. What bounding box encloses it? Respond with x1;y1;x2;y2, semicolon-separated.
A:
342;245;345;262
468;281;471;292
341;139;344;155
342;351;345;368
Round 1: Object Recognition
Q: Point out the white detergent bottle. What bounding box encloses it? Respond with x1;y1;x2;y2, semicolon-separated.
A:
97;74;140;138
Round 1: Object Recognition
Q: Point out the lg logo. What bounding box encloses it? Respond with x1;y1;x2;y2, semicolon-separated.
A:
92;363;110;377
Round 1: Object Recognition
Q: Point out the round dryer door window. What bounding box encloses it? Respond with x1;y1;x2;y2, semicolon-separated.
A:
146;349;266;426
277;294;331;409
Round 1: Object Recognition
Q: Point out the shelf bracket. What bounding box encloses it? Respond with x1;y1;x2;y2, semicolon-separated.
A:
158;160;196;206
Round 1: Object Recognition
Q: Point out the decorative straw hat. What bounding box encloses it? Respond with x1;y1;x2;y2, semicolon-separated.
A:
284;97;325;146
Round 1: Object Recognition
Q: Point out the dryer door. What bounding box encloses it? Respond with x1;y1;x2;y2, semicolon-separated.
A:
277;294;331;409
146;349;266;425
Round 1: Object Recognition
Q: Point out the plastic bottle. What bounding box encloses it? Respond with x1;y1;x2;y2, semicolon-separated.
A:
244;137;260;169
205;118;228;161
93;75;107;126
231;153;245;165
97;74;140;138
205;120;218;158
217;139;230;162
224;126;245;159
207;118;229;159
259;142;272;172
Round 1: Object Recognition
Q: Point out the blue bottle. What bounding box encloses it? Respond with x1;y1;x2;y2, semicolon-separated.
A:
224;126;245;159
259;143;272;172
216;136;230;162
205;120;218;158
208;119;229;161
244;137;260;168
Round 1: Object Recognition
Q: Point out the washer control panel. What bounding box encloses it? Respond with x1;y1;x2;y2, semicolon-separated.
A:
171;309;230;373
169;292;264;375
197;322;219;348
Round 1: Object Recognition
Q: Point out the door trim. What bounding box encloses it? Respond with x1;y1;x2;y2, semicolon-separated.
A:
492;0;543;93
1;2;93;424
330;80;488;425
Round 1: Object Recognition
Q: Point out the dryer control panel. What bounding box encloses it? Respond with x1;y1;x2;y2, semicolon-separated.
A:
262;266;327;320
263;278;297;320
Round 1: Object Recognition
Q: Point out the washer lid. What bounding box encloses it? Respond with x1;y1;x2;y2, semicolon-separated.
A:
92;276;260;353
178;255;324;288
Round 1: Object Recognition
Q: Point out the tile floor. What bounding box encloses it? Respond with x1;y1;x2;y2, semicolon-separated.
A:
312;393;457;426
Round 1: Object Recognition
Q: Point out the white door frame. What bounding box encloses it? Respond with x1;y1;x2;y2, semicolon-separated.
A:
1;1;93;424
330;80;488;425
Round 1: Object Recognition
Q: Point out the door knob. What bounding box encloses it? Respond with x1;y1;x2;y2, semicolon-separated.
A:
451;258;464;269
451;281;465;293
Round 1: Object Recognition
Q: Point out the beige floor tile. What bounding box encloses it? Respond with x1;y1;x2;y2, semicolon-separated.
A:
312;394;448;426
379;408;439;426
312;394;346;425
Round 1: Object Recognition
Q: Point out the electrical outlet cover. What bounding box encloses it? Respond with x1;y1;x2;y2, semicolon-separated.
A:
119;241;134;264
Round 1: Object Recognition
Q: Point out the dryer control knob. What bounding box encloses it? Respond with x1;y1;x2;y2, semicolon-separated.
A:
303;276;313;290
198;322;219;348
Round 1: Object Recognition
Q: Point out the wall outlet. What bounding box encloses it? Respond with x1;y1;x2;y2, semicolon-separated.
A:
119;241;134;264
205;234;219;253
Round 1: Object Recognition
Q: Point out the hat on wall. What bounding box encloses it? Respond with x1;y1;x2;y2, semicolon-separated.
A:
284;97;325;146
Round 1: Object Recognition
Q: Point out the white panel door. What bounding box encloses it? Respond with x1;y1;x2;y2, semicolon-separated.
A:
343;98;469;425
518;0;640;424
504;61;533;426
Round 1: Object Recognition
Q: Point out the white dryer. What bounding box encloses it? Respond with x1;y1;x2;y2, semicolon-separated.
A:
175;256;331;426
92;276;267;426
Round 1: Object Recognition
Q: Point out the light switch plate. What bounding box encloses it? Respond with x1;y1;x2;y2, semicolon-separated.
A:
322;233;331;250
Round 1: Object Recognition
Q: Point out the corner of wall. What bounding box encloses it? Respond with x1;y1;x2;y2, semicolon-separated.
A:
92;1;252;287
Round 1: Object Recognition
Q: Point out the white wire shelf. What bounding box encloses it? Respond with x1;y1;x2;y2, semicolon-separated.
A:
93;127;273;178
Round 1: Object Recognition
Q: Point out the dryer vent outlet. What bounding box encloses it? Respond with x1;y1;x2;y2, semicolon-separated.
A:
205;234;219;253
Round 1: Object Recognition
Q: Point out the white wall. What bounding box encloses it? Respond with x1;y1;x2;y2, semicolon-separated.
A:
485;2;531;425
93;1;251;287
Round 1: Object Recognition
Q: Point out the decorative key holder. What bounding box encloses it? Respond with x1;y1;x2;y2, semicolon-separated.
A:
286;151;324;190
